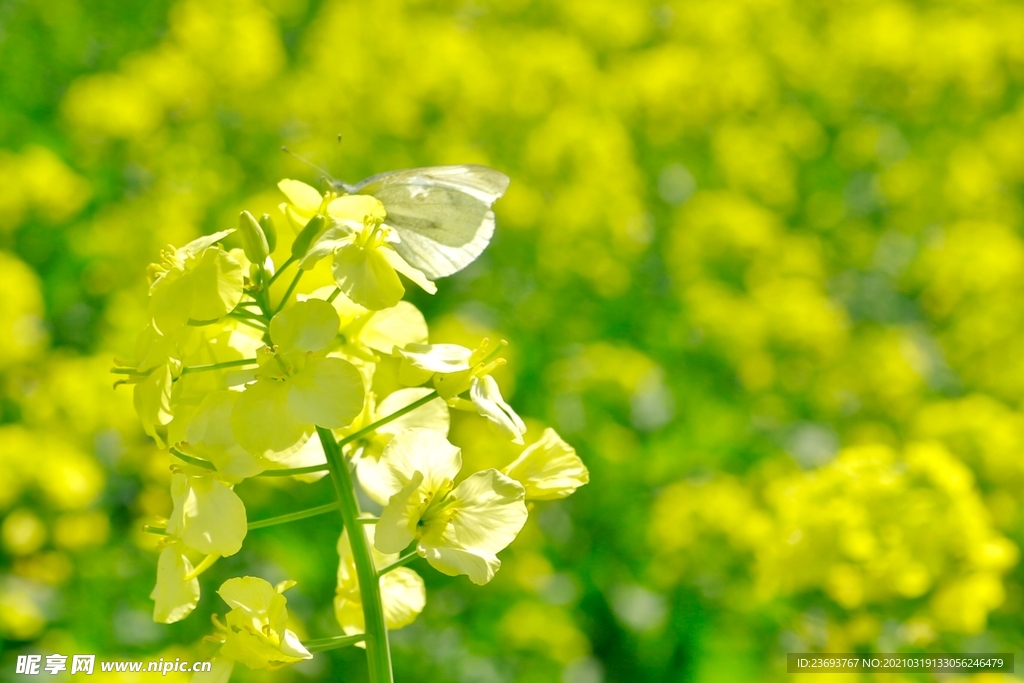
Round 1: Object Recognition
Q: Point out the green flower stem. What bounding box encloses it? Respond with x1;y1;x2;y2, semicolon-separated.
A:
256;290;277;323
180;358;259;375
327;287;342;303
247;502;340;530
338;391;439;449
170;448;217;471
144;525;169;535
377;550;418;577
275;268;304;314
254;463;329;477
305;633;367;653
228;313;268;332
267;255;297;286
230;308;269;324
110;367;151;376
183;553;219;581
318;426;393;683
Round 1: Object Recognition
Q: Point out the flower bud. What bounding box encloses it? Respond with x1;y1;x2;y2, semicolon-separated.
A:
238;211;270;264
259;213;277;253
291;214;327;260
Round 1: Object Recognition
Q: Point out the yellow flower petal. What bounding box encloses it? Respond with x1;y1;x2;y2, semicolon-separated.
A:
376;387;450;438
327;194;386;223
185;391;267;481
217;576;311;670
167;474;247;556
298;226;353;270
435;469;527;554
150;545;200;624
287;356;364;428
349;388;448;505
418;543;499;586
335;527;425;634
377;430;462;501
278;179;323;214
149;268;193;334
180;230;235;256
470;374;527;444
218;576;284;623
397;343;474;374
332;242;406;311
232;380;309;458
359;302;428;354
187;248;244;322
270;299;341;353
381;568;426;629
133;361;175;439
503;428;589;500
375;471;424;554
354;453;392;507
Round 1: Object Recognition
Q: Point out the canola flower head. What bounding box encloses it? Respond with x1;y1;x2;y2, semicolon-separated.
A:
147;230;244;335
374;429;528;585
311;286;428;362
281;178;486;311
166;471;246;557
181;390;268;481
113;166;582;678
230;299;364;458
397;338;526;442
330;218;437;311
212;576;311;671
469;374;526;445
277;179;389;232
277;178;332;231
650;442;1017;635
347;386;451;506
125;320;262;447
297;198;436;310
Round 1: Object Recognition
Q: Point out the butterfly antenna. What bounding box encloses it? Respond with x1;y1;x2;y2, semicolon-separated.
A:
280;146;338;187
333;135;359;192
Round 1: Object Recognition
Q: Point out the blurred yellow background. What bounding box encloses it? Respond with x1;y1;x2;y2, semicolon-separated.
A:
3;0;1024;680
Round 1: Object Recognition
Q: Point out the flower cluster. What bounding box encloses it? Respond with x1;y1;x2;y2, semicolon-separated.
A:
650;443;1017;642
118;172;588;678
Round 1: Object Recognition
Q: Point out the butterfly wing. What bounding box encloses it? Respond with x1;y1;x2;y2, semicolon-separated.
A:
349;165;510;280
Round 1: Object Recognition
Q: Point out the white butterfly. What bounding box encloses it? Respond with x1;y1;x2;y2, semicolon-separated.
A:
333;165;510;280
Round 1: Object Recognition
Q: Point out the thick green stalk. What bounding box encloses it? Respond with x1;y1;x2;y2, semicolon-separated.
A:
317;426;393;683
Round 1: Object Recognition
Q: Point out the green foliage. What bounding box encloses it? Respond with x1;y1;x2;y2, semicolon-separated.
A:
4;0;1024;681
